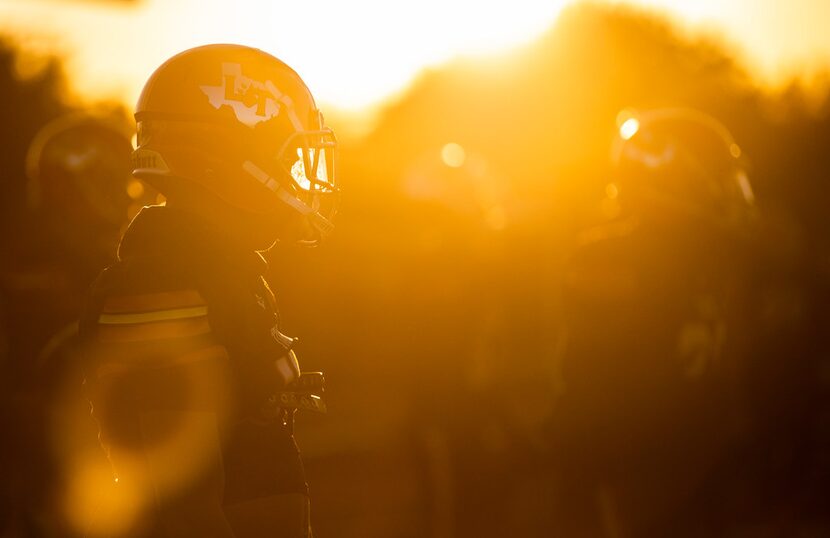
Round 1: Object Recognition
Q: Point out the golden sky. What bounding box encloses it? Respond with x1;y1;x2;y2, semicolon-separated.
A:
1;0;829;111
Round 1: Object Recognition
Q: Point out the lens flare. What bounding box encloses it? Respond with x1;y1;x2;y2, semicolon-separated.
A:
619;118;641;140
441;143;466;168
63;457;143;537
126;179;145;200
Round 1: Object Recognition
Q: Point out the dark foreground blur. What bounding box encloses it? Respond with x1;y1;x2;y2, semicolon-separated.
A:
2;4;830;537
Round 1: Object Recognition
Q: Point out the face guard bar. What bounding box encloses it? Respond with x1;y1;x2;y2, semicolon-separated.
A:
276;128;339;195
243;125;340;245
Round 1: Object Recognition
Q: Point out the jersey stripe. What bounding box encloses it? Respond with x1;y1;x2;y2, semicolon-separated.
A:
101;289;206;314
97;317;211;343
99;305;208;325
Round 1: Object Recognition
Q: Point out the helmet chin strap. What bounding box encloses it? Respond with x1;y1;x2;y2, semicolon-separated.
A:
242;160;334;237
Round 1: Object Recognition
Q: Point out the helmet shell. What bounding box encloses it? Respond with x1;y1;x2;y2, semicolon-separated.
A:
133;44;337;238
136;44;318;130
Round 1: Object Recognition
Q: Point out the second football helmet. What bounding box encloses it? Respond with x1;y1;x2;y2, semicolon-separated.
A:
26;113;139;226
608;108;757;235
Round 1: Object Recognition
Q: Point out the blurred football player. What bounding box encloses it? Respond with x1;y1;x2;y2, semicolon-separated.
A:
549;108;759;537
0;113;149;537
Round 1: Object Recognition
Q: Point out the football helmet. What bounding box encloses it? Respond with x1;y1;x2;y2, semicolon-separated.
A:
132;44;339;245
26;113;140;226
608;108;757;234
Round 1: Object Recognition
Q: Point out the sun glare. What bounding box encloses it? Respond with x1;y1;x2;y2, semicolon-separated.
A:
0;0;566;112
3;0;829;113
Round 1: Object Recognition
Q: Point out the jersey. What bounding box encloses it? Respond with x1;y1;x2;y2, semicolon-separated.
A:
79;204;310;536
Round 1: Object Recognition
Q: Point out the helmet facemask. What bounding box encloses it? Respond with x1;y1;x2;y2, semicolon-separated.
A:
277;127;339;244
243;121;340;246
